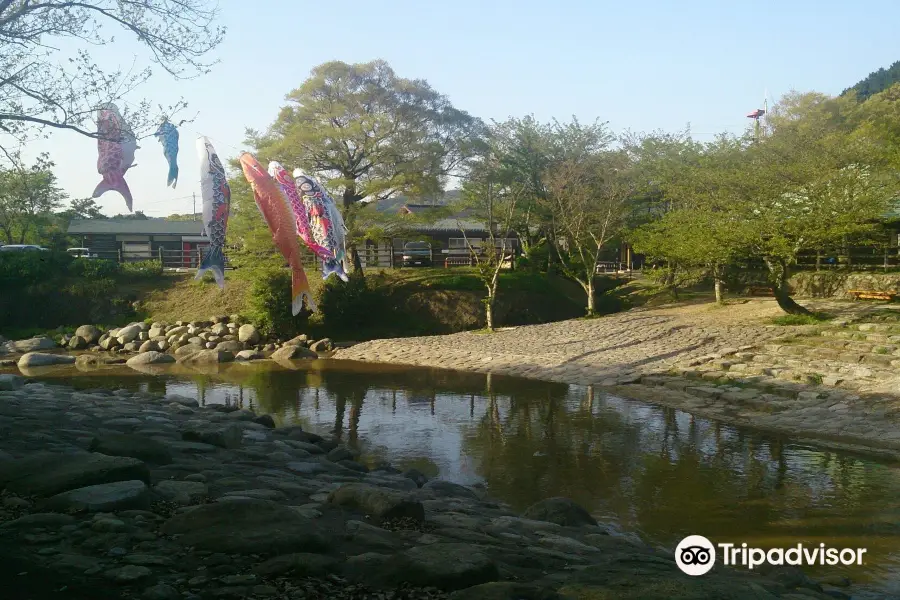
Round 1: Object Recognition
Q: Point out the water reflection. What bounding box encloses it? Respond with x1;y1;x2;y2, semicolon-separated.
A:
16;360;900;597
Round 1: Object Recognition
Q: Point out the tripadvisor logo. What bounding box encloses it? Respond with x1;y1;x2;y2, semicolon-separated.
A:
674;535;867;576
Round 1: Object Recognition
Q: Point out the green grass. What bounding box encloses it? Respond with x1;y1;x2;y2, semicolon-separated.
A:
771;312;833;326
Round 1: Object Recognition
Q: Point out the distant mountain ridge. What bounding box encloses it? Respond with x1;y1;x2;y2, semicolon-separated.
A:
843;59;900;101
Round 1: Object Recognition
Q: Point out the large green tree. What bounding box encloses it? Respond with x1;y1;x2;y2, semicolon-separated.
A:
0;0;224;159
0;152;65;244
744;92;897;314
246;60;485;273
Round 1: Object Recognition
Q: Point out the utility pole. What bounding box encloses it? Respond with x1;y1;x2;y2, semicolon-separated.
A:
193;193;197;220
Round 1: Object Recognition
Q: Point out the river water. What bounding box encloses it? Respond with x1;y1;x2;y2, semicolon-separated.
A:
11;358;900;598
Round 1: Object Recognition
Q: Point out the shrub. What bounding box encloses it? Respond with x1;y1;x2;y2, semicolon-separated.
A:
68;258;119;279
120;260;164;279
317;271;392;332
0;250;72;288
246;268;309;337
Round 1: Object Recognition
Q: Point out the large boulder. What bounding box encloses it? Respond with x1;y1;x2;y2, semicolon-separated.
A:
271;345;317;361
42;480;150;513
67;335;88;350
166;326;189;338
422;480;479;500
238;324;260;344
99;336;119;351
5;336;57;353
88;434;173;465
17;352;76;368
126;351;174;367
283;334;308;347
345;543;499;592
75;354;124;370
215;340;244;353
522;497;597;528
74;325;102;344
327;483;424;523
182;424;242;449
309;338;333;353
178;349;234;364
173;344;204;358
235;350;263;361
160;498;330;555
253;553;339;577
210;323;229;336
153;480;208;505
116;324;142;344
0;453;151;497
137;340;160;353
0;374;23;391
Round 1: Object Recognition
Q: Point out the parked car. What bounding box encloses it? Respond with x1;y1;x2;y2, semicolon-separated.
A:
0;244;46;252
66;247;98;258
401;241;432;267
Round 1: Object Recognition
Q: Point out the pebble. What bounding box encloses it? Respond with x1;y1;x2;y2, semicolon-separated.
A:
105;565;152;582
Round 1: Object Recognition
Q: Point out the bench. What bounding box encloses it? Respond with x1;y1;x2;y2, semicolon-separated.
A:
848;289;896;301
748;286;775;297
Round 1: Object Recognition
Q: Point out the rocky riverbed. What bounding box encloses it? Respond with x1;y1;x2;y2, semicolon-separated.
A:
0;315;340;372
0;374;853;600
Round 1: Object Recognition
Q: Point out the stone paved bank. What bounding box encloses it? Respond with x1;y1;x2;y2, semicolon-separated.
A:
334;299;900;459
0;376;850;600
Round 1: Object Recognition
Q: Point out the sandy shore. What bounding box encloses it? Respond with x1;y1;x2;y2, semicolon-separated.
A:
335;299;900;458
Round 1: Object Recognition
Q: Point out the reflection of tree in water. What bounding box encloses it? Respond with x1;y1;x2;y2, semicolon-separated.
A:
461;383;900;566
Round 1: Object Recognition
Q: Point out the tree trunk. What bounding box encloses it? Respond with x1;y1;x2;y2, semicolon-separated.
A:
713;265;723;304
585;278;595;316
815;250;822;272
765;257;811;315
485;293;495;330
349;244;364;279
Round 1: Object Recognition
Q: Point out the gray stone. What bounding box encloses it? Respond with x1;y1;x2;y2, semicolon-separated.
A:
271;345;317;361
0;512;76;530
138;340;161;353
215;340;244;353
522;497;597;527
105;565;152;583
68;335;88;350
17;352;76;368
357;543;499;592
75;354;123;369
173;344;205;358
252;552;339;577
154;480;208;505
328;482;425;523
238;324;260;345
327;446;356;462
0;374;23;391
235;349;263;361
287;461;326;475
178;349;234;364
89;434;173;464
116;324;143;344
43;480;150;513
142;584;180;600
160;498;330;555
309;338;333;353
0;453;151;497
448;582;562;600
253;414;276;428
6;336;57;353
99;336;120;350
182;424;243;449
422;479;479;500
75;325;103;344
127;351;175;367
211;323;229;336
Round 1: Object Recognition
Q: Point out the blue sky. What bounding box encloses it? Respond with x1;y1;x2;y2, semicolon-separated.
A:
14;0;900;217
